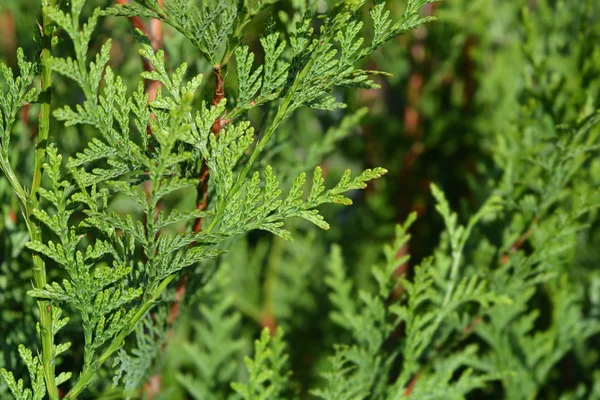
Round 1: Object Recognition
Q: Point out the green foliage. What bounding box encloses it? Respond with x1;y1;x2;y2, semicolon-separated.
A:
232;328;291;400
1;0;599;399
114;306;170;399
0;49;38;154
175;266;247;400
317;200;504;399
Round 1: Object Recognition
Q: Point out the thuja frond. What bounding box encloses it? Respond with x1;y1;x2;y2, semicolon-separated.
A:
104;0;240;65
321;214;417;398
25;145;143;372
474;279;600;399
0;306;71;400
0;345;46;400
1;0;599;399
404;346;498;400
311;345;370;400
366;0;439;55
0;49;38;157
472;116;600;397
319;188;509;399
227;0;438;118
231;328;292;400
0;0;400;395
0;49;39;206
214;165;387;240
105;0;438;164
175;266;246;400
390;188;506;394
429;184;503;308
113;306;170;399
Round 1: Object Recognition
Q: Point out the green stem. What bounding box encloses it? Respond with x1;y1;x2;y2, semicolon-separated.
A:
34;1;55;201
0;158;28;207
64;275;177;399
29;1;59;399
0;143;57;400
441;250;462;307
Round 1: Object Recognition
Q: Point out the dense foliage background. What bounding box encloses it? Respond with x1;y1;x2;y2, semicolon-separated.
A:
1;0;600;399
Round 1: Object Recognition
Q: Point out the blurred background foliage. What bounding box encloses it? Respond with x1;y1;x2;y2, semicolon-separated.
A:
1;0;600;399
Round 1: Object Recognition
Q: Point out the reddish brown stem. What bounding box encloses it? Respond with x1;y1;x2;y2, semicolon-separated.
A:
0;11;16;66
191;66;227;234
463;316;483;336
260;313;277;336
212;66;225;107
191;163;211;233
500;228;533;265
168;274;188;325
403;373;419;396
142;375;161;400
116;0;163;99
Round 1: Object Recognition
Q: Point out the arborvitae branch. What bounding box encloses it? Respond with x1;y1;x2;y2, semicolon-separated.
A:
31;1;59;398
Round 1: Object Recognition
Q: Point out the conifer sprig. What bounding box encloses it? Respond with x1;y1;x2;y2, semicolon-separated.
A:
1;0;421;397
